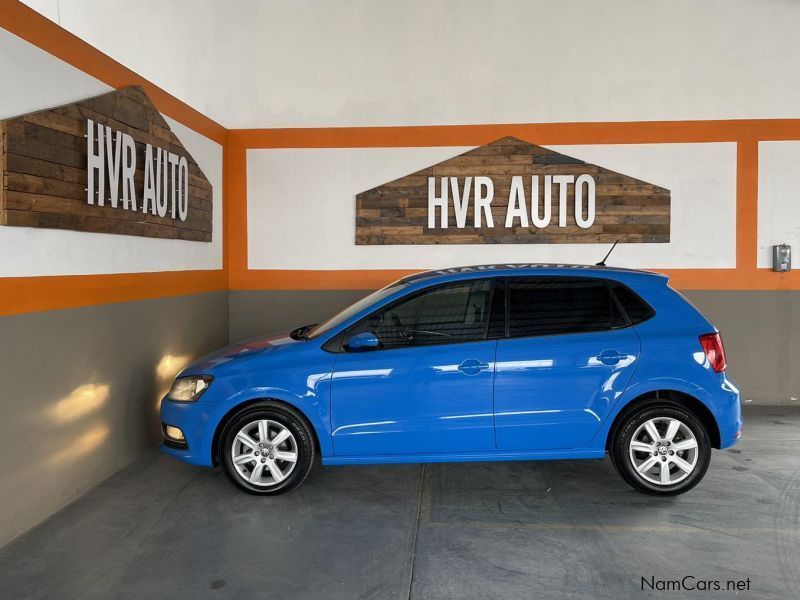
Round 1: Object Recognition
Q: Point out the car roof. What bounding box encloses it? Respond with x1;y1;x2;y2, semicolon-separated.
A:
401;263;668;286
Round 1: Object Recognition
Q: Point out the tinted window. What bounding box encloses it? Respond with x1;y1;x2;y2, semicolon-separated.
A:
508;277;625;337
610;282;655;324
355;279;492;348
487;278;506;338
307;279;409;339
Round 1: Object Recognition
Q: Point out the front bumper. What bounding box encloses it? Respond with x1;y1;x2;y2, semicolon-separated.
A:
160;397;228;466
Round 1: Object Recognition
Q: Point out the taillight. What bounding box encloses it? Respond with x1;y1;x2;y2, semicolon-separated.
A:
699;332;727;373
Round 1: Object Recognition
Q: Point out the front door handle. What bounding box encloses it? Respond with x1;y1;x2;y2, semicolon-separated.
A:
458;359;490;375
596;350;628;365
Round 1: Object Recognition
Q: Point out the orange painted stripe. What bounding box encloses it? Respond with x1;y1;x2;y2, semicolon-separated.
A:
0;0;226;145
736;140;759;271
665;268;800;291
229;269;418;291
229;268;800;292
0;270;227;317
225;121;784;292
225;137;248;276
231;119;800;149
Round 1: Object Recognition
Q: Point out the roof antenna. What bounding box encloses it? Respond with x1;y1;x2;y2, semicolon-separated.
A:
596;240;619;266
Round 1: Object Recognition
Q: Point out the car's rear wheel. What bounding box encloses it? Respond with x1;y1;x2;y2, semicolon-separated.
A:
611;402;711;495
220;401;315;495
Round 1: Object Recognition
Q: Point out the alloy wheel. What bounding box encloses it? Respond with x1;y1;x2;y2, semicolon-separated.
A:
230;419;298;487
628;417;699;486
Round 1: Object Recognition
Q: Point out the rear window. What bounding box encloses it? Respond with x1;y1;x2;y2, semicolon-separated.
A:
610;282;655;325
508;277;626;338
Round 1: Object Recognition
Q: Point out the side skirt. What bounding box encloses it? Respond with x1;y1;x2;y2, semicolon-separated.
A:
322;448;606;466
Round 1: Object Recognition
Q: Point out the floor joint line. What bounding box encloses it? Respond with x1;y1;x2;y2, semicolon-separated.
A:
406;463;426;600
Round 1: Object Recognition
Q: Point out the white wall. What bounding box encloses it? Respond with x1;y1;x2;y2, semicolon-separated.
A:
20;0;800;129
247;143;736;271
758;142;800;269
0;28;110;119
0;29;223;276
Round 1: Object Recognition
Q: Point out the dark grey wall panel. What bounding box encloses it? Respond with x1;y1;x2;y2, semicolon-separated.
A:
229;289;371;341
0;291;228;546
230;289;799;405
684;290;799;405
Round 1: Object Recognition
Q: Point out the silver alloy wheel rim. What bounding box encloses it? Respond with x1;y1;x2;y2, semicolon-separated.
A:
231;419;298;487
629;417;699;486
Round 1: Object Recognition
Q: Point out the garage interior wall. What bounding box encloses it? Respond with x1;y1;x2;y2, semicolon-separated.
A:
0;16;228;546
233;138;798;405
2;0;800;546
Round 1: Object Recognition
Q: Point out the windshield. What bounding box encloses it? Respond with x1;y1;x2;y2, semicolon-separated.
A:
306;279;410;339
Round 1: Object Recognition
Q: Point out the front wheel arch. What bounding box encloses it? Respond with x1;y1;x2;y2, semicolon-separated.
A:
212;397;321;466
605;390;721;452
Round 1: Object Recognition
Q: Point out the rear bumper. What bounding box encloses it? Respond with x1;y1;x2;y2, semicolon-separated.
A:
715;374;743;448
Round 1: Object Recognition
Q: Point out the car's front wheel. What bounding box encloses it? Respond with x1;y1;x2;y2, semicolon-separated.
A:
220;401;315;495
611;402;711;495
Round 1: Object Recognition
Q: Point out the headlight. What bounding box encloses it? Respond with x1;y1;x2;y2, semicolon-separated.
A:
168;375;213;402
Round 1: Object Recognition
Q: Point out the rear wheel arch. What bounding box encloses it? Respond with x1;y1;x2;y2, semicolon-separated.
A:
212;397;321;466
606;389;721;451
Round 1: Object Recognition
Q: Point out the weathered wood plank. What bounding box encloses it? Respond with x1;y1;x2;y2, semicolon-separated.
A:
4;209;211;241
0;119;6;216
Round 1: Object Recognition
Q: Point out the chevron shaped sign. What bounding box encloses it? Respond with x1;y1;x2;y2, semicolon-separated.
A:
355;137;670;245
0;86;212;241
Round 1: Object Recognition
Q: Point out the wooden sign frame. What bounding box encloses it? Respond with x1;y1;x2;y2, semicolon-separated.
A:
356;137;670;245
0;86;213;242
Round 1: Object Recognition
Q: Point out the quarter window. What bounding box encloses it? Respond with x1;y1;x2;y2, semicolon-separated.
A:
610;282;655;324
356;279;493;348
508;277;625;338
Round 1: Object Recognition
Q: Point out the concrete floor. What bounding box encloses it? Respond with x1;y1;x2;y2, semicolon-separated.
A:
1;405;798;600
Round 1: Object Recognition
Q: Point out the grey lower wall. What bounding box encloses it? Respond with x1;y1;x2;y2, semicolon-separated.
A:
229;289;371;341
230;289;799;405
0;291;229;546
684;290;799;405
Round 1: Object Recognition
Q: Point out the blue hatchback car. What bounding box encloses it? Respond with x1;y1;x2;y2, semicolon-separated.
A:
161;264;742;496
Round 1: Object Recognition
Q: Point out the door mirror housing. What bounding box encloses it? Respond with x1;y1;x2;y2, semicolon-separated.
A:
346;331;380;352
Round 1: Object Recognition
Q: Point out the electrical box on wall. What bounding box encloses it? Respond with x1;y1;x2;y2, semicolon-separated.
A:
773;244;792;272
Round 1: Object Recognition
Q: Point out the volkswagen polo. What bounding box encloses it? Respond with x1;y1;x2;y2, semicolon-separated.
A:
160;264;742;496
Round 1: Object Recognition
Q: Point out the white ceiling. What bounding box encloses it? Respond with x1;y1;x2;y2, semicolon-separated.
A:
19;0;800;129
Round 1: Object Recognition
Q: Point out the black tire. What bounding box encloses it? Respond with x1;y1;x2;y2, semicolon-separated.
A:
611;401;711;496
220;401;315;495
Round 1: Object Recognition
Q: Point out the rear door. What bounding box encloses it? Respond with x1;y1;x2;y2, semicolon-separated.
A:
493;276;641;451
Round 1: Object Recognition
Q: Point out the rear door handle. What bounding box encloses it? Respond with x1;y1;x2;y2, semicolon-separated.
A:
458;359;490;375
596;350;628;365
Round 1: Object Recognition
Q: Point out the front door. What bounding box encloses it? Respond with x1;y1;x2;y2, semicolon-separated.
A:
331;278;499;456
493;277;641;451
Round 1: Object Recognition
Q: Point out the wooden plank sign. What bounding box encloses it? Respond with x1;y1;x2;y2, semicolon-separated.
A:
356;137;670;245
0;86;212;241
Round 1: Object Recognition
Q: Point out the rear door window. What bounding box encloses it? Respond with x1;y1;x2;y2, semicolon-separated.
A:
508;277;625;338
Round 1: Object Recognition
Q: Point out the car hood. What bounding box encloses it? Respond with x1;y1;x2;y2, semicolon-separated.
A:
180;331;303;375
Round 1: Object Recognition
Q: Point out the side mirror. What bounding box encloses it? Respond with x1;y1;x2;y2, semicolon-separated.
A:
345;331;379;352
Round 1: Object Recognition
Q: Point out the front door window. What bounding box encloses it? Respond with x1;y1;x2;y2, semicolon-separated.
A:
358;279;494;348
